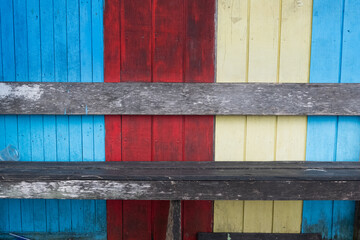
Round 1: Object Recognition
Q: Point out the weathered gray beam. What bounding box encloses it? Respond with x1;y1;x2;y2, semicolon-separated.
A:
2;161;360;200
0;82;359;115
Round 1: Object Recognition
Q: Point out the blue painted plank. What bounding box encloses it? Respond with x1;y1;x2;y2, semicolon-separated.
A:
92;0;107;233
302;0;344;239
80;0;96;233
54;0;72;232
67;0;85;232
332;1;360;239
26;0;47;232
39;0;59;233
13;0;35;233
1;0;22;233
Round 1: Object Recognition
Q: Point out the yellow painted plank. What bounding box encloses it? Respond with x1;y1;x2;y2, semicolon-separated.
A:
243;0;280;233
214;200;244;232
214;0;248;232
273;0;312;233
243;201;273;233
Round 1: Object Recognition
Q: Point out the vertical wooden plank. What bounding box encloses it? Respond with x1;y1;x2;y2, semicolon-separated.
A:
0;4;9;233
152;0;184;238
25;0;48;232
104;0;122;238
67;0;84;233
244;0;279;233
302;1;343;239
1;0;22;233
13;0;35;233
273;0;312;233
214;0;248;232
333;1;360;239
92;0;107;234
54;0;72;233
80;0;96;235
121;1;152;239
39;0;59;232
183;1;214;239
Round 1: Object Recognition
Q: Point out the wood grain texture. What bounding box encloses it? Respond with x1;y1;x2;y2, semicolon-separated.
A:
274;0;312;234
214;0;248;232
1;82;359;115
103;0;214;239
1;161;360;200
165;201;181;240
0;0;106;236
198;233;322;240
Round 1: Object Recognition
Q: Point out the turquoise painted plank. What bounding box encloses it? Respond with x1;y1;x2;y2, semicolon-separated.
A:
1;0;22;233
92;0;107;233
332;1;360;239
302;0;344;239
27;0;47;232
67;0;84;232
39;0;60;232
54;0;72;232
80;0;96;233
13;0;35;233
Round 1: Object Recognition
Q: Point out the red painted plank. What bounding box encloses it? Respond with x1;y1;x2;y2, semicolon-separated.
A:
183;0;215;239
104;0;122;239
104;0;215;239
152;0;185;238
120;0;153;240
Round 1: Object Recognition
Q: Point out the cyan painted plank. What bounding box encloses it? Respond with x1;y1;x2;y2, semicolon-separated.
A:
54;0;72;232
333;1;360;239
302;0;344;239
80;0;96;234
67;0;85;232
13;0;35;233
92;0;107;233
39;0;60;233
1;0;22;233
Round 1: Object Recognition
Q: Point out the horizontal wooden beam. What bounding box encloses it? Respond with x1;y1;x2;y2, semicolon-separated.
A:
197;233;322;240
1;161;360;200
0;82;359;115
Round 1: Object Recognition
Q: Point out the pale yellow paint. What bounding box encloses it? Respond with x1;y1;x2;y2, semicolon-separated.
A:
273;0;312;233
214;0;248;232
214;200;244;232
243;0;279;232
214;0;312;234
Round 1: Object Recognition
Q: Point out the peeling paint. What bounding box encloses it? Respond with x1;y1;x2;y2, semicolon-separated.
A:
0;83;44;100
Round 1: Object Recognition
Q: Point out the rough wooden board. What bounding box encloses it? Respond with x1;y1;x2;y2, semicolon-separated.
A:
197;233;322;240
0;82;360;115
2;162;360;200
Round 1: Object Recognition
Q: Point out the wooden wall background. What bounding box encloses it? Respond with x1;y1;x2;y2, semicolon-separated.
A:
103;0;214;239
0;0;359;239
0;0;107;238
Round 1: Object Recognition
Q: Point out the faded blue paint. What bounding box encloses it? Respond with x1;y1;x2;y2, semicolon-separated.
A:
303;0;360;239
0;0;106;238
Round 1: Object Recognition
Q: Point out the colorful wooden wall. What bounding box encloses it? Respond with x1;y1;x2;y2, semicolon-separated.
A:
0;0;360;239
